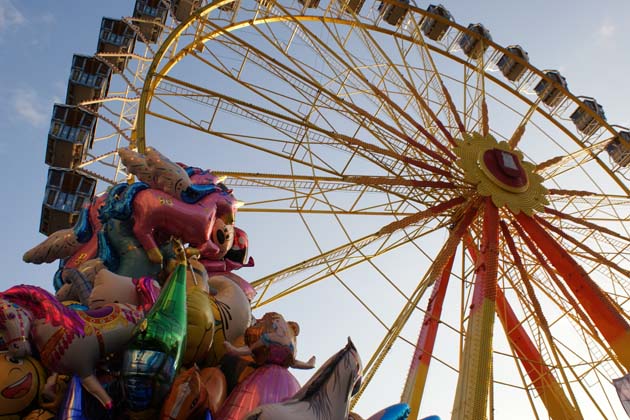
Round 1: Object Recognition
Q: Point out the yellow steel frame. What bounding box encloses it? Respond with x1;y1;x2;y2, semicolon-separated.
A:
100;1;630;417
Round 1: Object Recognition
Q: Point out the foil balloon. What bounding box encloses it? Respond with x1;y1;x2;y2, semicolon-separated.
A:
99;217;164;279
242;338;362;420
58;259;104;305
21;409;55;420
0;353;47;419
184;287;215;366
88;269;160;312
186;258;210;293
97;184;176;279
219;335;256;392
24;196;105;301
118;147;192;198
208;271;255;302
160;366;226;420
204;274;253;367
232;312;315;369
145;147;192;197
122;242;188;411
40;373;70;414
130;188;238;265
365;403;411;420
57;376;88;420
0;286;145;409
224;227;249;266
117;147;240;264
218;313;315;420
350;404;411;420
22;196;105;269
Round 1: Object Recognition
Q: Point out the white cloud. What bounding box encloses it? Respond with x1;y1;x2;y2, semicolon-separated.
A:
0;0;25;32
12;88;49;127
599;23;616;38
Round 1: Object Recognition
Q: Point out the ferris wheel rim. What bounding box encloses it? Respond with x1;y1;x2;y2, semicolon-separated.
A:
132;0;629;197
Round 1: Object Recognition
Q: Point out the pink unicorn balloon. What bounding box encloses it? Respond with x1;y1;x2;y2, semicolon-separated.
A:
0;285;146;409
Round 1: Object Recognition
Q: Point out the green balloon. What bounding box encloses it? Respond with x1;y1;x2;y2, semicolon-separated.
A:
134;261;188;364
122;259;188;410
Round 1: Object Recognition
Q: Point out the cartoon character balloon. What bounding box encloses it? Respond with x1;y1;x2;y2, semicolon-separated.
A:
204;273;253;367
242;338;361;420
218;313;315;420
0;353;47;420
184;287;215;366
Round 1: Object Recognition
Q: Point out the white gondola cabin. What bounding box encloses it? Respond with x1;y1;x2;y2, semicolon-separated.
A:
39;169;96;236
534;70;568;107
133;0;168;43
66;55;111;111
45;105;96;169
606;131;630;167
379;0;409;26
171;0;201;22
497;45;529;82
421;4;453;41
459;23;491;60
97;18;136;72
570;97;606;136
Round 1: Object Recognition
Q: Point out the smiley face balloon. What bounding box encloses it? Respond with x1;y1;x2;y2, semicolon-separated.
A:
0;352;47;419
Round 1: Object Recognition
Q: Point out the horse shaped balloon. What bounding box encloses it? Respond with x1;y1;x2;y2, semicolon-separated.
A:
0;285;145;409
160;365;227;420
243;338;362;420
23;147;251;299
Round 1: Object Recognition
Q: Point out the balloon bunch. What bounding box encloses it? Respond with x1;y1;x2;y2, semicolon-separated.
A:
1;148;417;420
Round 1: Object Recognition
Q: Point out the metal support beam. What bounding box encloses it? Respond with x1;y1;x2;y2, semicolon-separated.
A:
515;212;630;371
452;198;499;420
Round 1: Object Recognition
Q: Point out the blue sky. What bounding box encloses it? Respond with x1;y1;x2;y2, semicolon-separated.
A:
1;0;630;418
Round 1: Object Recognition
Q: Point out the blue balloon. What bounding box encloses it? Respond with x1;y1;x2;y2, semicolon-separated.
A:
98;182;148;222
58;376;88;420
180;183;223;204
421;416;441;420
97;229;118;271
73;206;93;243
381;403;411;420
53;260;65;291
122;349;176;411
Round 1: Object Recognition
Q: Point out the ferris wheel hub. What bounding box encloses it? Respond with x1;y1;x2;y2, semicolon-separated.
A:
478;148;530;193
454;132;548;215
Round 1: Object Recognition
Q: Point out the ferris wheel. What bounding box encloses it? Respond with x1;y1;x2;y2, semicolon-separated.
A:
38;0;630;418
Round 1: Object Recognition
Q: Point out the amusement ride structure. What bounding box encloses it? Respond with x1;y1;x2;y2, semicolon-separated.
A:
10;0;630;419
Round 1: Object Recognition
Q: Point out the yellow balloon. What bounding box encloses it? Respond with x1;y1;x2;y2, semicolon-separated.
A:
184;288;215;365
0;353;47;418
22;409;55;420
